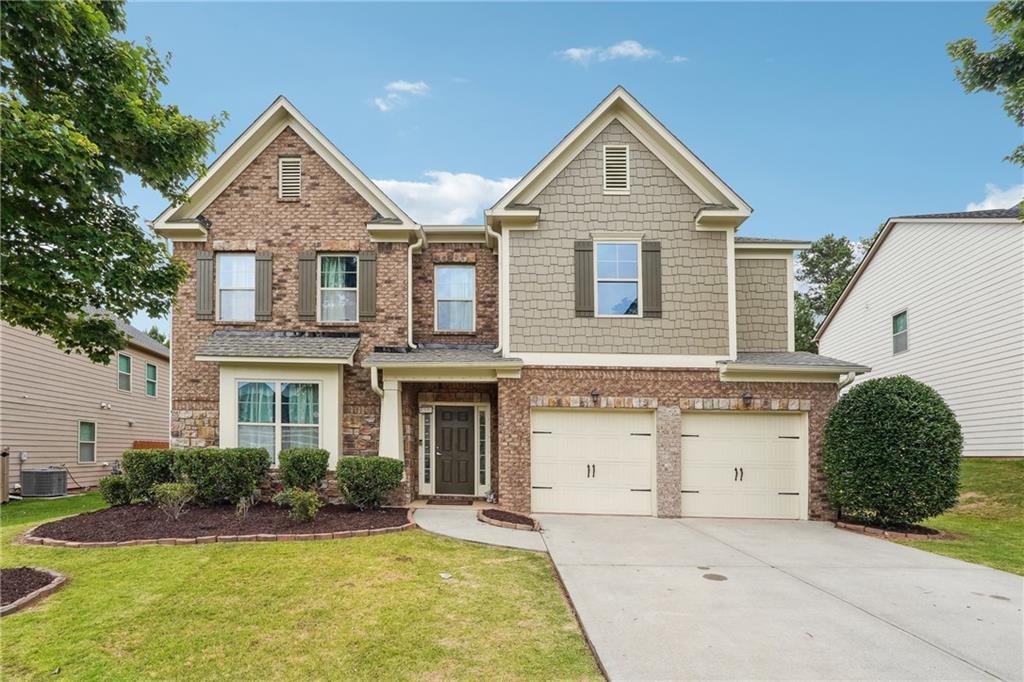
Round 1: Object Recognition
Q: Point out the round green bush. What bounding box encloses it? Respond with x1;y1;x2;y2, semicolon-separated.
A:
278;448;330;489
98;475;132;506
121;449;175;501
170;447;271;505
823;375;962;527
336;456;404;510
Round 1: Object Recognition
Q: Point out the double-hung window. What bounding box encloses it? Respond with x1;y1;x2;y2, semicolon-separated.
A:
78;421;96;463
319;254;358;322
146;363;157;397
435;265;475;332
217;253;256;321
892;310;909;354
595;242;640;316
237;380;320;464
117;353;132;391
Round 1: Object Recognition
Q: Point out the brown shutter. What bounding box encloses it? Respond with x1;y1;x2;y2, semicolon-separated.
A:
255;252;273;321
196;250;214;320
642;241;662;318
298;251;316;321
358;250;377;321
574;241;594;317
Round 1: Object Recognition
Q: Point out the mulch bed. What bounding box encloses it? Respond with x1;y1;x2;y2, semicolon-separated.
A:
1;568;57;607
30;503;410;544
479;508;539;531
836;518;946;540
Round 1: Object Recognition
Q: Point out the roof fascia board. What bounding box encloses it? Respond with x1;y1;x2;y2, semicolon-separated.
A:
735;241;811;252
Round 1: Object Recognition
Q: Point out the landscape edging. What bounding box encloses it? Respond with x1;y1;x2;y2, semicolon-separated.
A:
835;519;942;540
0;568;67;617
477;508;541;532
20;507;417;548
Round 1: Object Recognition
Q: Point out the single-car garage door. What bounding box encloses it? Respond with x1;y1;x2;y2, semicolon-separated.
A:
680;412;806;520
531;409;654;515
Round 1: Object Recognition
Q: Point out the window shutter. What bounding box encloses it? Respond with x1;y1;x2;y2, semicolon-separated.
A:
358;251;377;321
298;251;316;321
603;145;630;193
574;241;594;317
279;157;301;199
642;241;662;318
196;250;214;320
255;252;273;321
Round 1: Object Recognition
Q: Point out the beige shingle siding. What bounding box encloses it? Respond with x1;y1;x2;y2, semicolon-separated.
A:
508;120;729;354
735;258;789;352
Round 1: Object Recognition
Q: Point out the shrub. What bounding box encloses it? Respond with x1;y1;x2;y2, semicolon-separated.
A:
272;488;324;523
823;375;962;527
171;448;271;505
98;475;132;506
152;482;196;520
336;457;404;510
121;449;175;500
278;448;330;490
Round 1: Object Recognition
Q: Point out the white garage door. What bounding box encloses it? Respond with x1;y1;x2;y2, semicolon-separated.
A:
531;409;655;515
680;412;806;520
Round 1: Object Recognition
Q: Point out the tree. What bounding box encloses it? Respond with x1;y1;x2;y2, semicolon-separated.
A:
793;292;818;352
146;325;169;348
1;1;224;363
949;0;1024;166
797;234;856;315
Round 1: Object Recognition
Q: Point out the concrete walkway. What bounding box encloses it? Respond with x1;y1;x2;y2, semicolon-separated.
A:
413;507;547;552
539;515;1024;681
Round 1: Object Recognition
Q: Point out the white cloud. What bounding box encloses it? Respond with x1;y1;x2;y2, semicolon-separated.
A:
559;40;660;65
966;183;1024;211
372;80;429;112
669;55;689;63
385;80;429;96
373;171;519;224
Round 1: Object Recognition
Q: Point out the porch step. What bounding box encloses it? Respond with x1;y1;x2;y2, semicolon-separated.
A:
421;495;486;506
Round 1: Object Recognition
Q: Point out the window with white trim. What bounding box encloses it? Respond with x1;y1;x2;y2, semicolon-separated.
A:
217;253;256;321
318;254;358;322
892;310;908;354
78;421;96;463
595;242;640;316
435;265;475;332
145;363;157;397
478;409;487;486
422;413;432;485
117;353;132;391
603;144;630;194
236;380;320;465
279;156;301;199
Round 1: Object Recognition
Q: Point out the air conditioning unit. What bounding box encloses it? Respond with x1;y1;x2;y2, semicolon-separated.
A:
21;469;68;497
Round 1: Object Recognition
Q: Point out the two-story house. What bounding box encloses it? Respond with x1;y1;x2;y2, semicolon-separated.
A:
153;87;868;520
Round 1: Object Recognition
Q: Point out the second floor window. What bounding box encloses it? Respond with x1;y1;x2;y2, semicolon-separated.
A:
117;353;132;391
435;265;475;332
892;310;908;354
595;242;640;316
319;254;358;322
146;363;157;397
218;253;256;321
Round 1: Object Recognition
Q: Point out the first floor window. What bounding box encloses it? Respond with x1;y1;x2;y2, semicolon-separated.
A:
595;242;640;316
117;353;132;391
218;253;256;321
319;254;358;322
237;380;320;464
892;310;909;354
435;265;475;332
79;421;96;463
146;363;157;397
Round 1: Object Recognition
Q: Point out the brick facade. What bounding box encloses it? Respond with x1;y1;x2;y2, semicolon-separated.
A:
497;367;838;519
411;242;498;346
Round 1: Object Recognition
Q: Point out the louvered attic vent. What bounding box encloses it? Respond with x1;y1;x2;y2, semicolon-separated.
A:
279;156;302;199
603;144;630;194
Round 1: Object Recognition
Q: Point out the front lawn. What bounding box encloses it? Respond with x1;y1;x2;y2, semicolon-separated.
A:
900;458;1024;575
0;494;599;680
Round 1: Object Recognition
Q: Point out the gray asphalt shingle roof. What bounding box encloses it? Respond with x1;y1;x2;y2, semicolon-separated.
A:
893;207;1021;220
728;351;869;371
364;345;522;366
84;307;169;359
734;236;809;244
196;331;359;360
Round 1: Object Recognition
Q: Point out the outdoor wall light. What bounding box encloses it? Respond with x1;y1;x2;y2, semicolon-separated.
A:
591;388;600;404
741;392;753;407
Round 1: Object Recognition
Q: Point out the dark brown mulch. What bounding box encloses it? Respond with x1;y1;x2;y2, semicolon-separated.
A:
482;508;535;527
32;504;409;543
840;517;942;537
1;567;56;606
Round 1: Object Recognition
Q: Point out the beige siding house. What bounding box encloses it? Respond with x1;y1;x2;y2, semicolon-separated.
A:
1;319;170;492
817;208;1023;457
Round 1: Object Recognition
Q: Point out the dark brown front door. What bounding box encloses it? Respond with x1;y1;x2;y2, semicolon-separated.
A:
435;406;475;495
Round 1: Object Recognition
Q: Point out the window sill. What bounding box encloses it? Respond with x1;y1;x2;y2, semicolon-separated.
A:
277;197;301;203
433;330;477;335
317;321;360;327
213;320;258;326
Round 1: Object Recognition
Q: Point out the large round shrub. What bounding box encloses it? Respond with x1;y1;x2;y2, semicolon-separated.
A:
278;448;330;489
336;457;404;510
823;375;962;527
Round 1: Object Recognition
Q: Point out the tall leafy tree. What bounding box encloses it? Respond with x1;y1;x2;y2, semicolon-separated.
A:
1;1;224;363
146;325;169;348
949;0;1024;166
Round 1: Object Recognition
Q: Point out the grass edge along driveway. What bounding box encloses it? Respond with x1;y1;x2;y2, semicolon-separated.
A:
1;495;600;681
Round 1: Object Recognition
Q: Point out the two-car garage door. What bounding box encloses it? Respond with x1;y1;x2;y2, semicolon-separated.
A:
530;408;806;519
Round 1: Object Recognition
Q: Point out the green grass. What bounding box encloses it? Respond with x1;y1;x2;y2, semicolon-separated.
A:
900;458;1024;575
0;495;600;681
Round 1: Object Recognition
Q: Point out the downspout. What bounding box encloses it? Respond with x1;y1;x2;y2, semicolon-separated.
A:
837;371;856;390
370;366;384;398
484;222;502;354
407;225;425;349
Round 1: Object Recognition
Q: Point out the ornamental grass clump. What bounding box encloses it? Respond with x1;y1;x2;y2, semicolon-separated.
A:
822;375;962;527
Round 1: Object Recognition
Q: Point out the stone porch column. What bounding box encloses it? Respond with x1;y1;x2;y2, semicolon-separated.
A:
378;379;403;460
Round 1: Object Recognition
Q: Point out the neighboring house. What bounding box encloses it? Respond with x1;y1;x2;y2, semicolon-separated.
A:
817;207;1024;457
153;87;868;520
1;316;170;493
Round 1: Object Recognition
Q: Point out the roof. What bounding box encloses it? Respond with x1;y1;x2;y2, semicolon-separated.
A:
195;331;359;363
892;207;1021;221
724;352;869;372
85;308;169;359
735;236;805;244
363;345;523;368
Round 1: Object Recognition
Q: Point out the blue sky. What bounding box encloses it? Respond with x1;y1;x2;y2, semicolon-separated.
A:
124;2;1022;333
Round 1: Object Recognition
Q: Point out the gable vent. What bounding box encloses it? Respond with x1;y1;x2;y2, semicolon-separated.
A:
603;144;630;194
278;156;302;199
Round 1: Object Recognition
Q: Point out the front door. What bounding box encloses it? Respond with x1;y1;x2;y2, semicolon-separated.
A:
435;406;475;495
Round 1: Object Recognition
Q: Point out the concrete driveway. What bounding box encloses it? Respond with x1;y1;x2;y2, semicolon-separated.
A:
538;515;1023;681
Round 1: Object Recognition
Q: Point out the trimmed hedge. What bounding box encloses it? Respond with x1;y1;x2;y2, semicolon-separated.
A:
171;448;271;505
278;448;330;490
98;475;132;506
823;375;962;527
121;449;175;501
336;457;404;510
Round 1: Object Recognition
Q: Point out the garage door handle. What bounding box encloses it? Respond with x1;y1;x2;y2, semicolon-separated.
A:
734;467;738;481
740;467;744;482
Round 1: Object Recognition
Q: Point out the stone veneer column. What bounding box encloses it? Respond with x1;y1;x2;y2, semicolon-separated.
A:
655;405;682;517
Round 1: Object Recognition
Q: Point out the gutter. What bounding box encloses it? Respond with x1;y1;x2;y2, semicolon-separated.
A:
837;370;857;389
370;366;384;398
407;225;425;349
484;222;502;354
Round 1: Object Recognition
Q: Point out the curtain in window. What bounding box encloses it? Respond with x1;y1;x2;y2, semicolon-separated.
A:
238;382;275;423
281;383;319;424
320;256;358;321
